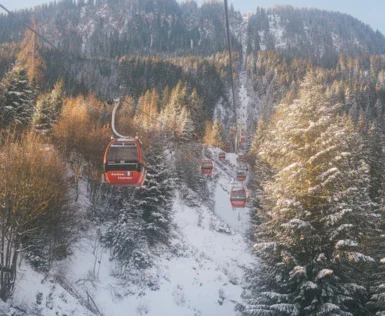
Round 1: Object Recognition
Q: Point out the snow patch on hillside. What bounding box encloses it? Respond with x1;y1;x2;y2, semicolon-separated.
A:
257;14;364;55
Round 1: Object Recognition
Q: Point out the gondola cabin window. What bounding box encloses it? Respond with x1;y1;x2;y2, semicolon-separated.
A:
107;142;139;163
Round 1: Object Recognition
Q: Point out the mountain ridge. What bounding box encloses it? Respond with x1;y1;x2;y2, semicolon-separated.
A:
0;1;384;67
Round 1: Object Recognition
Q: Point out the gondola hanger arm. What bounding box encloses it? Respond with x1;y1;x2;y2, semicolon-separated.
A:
110;99;134;140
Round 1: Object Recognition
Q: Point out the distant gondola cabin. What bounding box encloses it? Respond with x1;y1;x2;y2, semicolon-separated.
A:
201;159;214;174
237;153;246;162
230;187;247;208
237;169;247;182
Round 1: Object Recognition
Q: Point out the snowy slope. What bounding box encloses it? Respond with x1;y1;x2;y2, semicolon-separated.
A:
238;17;259;142
213;16;259;140
8;151;256;316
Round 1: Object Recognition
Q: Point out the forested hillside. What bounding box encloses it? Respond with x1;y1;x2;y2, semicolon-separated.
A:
246;5;385;66
1;0;385;315
0;0;242;58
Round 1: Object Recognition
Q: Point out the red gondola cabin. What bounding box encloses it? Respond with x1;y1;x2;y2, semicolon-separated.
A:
237;153;246;162
104;138;147;187
230;187;247;208
219;152;226;161
237;169;247;182
201;159;214;174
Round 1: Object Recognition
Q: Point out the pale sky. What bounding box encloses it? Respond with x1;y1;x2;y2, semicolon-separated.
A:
0;0;384;34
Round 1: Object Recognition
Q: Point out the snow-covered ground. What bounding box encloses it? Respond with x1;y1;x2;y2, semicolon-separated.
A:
7;149;256;316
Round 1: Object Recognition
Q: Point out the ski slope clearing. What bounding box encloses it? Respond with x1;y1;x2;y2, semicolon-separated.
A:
207;147;251;234
7;152;256;316
238;16;259;133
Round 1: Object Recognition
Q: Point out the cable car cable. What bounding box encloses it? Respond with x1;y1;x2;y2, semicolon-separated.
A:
223;0;239;154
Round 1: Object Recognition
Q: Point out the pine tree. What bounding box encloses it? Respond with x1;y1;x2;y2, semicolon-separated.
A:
33;80;65;130
0;64;34;128
135;139;175;245
188;89;205;137
33;93;51;129
121;95;136;117
250;117;266;156
365;124;385;315
211;119;225;149
203;119;225;148
203;120;213;145
101;138;175;274
349;92;360;123
178;107;196;142
175;141;207;193
161;85;171;110
240;73;378;315
17;17;46;88
49;79;66;120
102;194;152;271
160;84;185;131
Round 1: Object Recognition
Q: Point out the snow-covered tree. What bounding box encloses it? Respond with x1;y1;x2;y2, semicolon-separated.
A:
250;117;266;156
101;137;175;273
178;107;197;142
188;88;205;137
211;119;225;149
175;141;207;193
365;124;385;315
136;139;175;245
0;64;34;128
33;94;52;129
33;81;66;129
240;73;379;315
121;94;136;118
49;79;66;120
135;89;159;131
203;119;225;148
16;17;46;88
